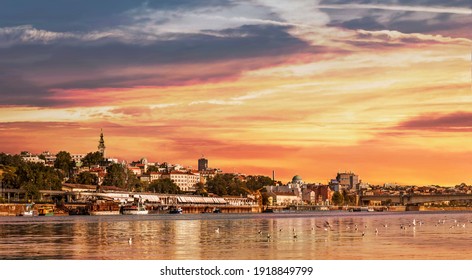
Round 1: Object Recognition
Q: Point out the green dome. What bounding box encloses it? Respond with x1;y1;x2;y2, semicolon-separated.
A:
292;175;303;183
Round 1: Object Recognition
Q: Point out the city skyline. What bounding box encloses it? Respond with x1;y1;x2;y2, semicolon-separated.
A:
0;1;471;186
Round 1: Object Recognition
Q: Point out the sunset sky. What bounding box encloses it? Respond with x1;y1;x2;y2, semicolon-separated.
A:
0;0;471;186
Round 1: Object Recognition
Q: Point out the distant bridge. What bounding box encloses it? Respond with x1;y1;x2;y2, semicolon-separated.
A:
360;194;472;205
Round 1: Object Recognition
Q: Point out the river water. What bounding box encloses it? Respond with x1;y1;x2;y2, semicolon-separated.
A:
0;211;471;260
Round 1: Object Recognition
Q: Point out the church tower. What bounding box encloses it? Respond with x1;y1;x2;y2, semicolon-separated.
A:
98;129;106;158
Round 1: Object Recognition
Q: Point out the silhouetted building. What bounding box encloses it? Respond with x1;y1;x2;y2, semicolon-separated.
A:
198;157;208;171
98;129;106;157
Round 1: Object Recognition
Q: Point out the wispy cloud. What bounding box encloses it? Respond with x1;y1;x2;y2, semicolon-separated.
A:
189;89;278;106
396;112;472;132
317;4;472;15
355;29;471;45
0;25;125;47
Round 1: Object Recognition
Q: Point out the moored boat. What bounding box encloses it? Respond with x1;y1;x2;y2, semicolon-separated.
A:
169;206;182;214
88;200;120;215
121;201;148;215
38;206;54;216
19;203;37;216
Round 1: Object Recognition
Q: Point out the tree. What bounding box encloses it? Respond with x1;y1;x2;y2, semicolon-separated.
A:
206;173;256;196
193;182;207;196
81;151;104;167
206;174;230;196
0;166;18;189
0;153;24;167
54;151;73;177
149;178;180;194
76;171;99;185
0;154;62;201
126;172;143;192
342;190;356;205
246;175;274;191
332;191;344;206
102;163;126;188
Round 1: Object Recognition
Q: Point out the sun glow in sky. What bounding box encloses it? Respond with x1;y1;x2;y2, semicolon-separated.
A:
0;0;471;185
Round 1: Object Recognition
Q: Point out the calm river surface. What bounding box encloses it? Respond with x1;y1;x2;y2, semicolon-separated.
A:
0;211;471;260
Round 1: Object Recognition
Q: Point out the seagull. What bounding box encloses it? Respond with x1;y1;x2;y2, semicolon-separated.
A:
258;230;262;235
412;219;416;226
383;224;388;228
215;227;220;234
267;233;271;239
324;221;331;228
128;238;132;245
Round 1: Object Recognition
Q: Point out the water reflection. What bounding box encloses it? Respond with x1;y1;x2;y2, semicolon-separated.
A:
0;212;471;259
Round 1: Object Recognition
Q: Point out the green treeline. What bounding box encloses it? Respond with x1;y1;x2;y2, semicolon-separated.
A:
0;153;63;201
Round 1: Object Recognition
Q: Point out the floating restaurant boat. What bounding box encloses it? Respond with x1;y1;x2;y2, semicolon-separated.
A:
88;200;120;215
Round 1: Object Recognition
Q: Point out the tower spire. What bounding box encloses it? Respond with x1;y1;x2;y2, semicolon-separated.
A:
98;129;106;158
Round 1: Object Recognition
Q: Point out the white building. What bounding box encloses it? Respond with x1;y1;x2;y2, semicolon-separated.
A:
149;172;163;181
71;154;85;163
22;156;45;164
162;171;200;192
128;167;142;176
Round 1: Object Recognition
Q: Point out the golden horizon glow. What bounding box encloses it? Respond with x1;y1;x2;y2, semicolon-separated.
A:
1;1;471;186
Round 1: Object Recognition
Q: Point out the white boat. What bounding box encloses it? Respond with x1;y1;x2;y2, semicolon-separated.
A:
20;203;36;216
121;197;148;215
20;210;34;216
121;203;149;215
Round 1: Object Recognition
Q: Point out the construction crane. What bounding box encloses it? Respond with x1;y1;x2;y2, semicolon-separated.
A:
240;186;264;207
